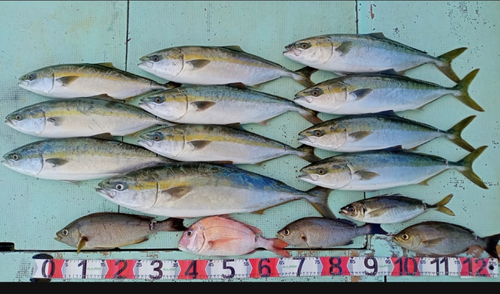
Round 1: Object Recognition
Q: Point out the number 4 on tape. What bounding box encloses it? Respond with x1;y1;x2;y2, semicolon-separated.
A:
32;257;498;280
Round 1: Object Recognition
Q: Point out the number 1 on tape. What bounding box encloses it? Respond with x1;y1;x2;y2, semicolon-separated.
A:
32;256;498;280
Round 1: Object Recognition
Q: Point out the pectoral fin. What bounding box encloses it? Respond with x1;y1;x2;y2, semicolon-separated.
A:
422;238;445;247
77;236;89;254
367;207;391;217
190;101;216;111
336;41;353;55
47;117;60;126
186;59;211;69
56;76;79;86
188;140;212;150
45;158;69;167
162;186;192;199
355;170;379;180
350;88;373;100
349;131;372;141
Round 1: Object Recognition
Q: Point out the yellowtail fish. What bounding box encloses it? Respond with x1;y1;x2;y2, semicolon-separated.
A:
55;212;186;253
134;124;320;165
339;194;454;224
18;63;179;99
5;98;174;138
298;112;476;152
138;45;317;87
392;221;500;258
2;137;174;182
95;162;335;219
293;69;482;114
178;215;290;257
136;85;322;125
284;32;466;82
276;217;388;248
299;146;488;191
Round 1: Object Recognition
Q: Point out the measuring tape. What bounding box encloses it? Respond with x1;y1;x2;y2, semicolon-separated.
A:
32;256;498;280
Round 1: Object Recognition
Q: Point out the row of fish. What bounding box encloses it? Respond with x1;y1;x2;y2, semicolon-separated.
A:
4;32;495;260
55;212;500;259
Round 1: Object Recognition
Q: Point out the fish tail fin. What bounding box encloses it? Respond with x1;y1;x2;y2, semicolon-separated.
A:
260;237;290;258
296;144;321;163
164;81;182;89
305;187;336;219
292;66;318;88
483;234;500;259
297;107;323;124
429;194;455;216
451;69;483;112
445;115;476;152
366;223;389;235
455;146;488;189
435;47;467;83
157;218;187;232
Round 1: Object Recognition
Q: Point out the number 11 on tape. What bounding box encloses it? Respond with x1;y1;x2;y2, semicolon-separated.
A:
31;257;498;280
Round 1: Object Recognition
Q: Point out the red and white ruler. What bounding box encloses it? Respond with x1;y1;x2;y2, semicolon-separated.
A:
31;256;498;280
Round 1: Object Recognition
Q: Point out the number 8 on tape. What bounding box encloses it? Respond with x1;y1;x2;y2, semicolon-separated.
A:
32;256;498;280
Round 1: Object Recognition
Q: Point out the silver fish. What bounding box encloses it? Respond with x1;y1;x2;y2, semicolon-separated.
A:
2;137;174;182
55;212;186;253
18;63;179;99
136;85;322;125
95;162;335;219
276;217;388;248
299;147;488;191
392;221;500;258
134;124;320;164
284;32;466;82
5;98;174;138
138;45;317;87
298;112;476;152
339;194;454;224
293;69;482;114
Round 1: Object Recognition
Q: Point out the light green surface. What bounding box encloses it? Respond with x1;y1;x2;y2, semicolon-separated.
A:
0;1;499;282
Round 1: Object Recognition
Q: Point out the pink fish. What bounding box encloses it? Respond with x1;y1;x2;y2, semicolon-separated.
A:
178;216;290;257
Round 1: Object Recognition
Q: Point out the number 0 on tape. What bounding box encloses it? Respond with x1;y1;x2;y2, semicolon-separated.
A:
32;256;498;280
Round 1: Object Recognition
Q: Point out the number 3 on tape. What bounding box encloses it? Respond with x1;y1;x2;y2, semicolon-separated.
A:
32;257;498;280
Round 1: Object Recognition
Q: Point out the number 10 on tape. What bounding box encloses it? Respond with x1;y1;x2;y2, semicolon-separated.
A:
32;257;498;280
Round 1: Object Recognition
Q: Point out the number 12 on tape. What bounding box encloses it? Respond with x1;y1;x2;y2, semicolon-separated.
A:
32;257;498;280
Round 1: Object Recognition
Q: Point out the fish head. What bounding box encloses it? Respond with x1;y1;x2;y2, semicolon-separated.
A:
2;145;43;177
299;159;352;189
294;81;347;112
283;35;334;67
392;228;423;251
277;224;308;247
178;221;205;254
138;47;184;80
298;121;347;150
18;66;55;95
95;175;158;210
138;89;188;121
5;105;46;136
339;202;365;221
137;127;185;158
54;224;81;247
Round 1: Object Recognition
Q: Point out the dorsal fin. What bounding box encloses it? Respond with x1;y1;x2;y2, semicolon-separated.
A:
367;32;387;39
96;62;117;69
222;45;245;52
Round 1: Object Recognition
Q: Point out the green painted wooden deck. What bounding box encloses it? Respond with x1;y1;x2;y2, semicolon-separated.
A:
0;1;499;282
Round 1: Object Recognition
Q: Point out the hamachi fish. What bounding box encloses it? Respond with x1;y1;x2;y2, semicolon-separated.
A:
178;215;290;257
138;45;317;87
299;146;488;191
18;63;179;99
392;221;500;258
134;124;320;164
55;212;186;253
276;217;388;248
339;194;454;224
298;112;476;152
136;85;322;125
5;98;174;138
283;32;467;82
293;69;482;114
95;162;335;219
2;137;174;182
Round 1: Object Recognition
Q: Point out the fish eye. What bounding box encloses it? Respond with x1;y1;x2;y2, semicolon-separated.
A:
61;229;69;236
311;88;322;97
401;234;409;240
153;133;162;141
115;183;125;191
14;114;22;120
150;55;161;62
283;229;290;236
11;154;20;161
27;73;36;81
299;43;310;50
313;130;323;137
317;168;326;175
348;206;355;213
186;230;193;237
153;97;163;104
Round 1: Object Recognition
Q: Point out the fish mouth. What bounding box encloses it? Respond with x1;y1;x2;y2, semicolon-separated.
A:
138;60;154;69
283;45;301;57
298;171;318;182
95;187;116;199
54;236;62;242
138;99;153;110
137;139;153;148
18;80;29;89
4;119;13;126
1;160;11;168
294;95;313;104
297;135;314;144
